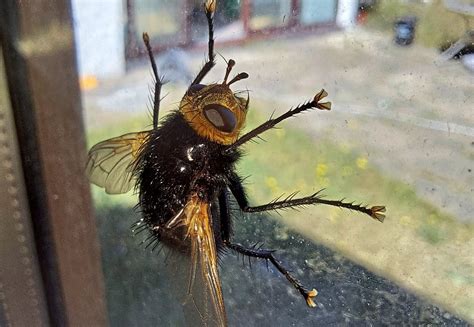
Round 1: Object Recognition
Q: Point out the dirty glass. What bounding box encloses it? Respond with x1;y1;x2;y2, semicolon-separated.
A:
249;0;291;30
300;0;336;25
76;0;473;326
133;0;186;45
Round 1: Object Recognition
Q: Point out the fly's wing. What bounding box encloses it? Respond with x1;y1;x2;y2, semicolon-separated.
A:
162;195;227;327
86;131;150;194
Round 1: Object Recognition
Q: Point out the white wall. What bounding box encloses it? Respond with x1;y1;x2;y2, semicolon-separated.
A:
71;0;126;79
336;0;359;29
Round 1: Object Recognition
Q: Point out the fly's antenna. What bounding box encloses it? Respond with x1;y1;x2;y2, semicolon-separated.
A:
222;59;235;84
223;58;249;86
228;72;249;86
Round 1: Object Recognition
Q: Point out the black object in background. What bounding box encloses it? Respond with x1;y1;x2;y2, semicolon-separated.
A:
394;16;417;46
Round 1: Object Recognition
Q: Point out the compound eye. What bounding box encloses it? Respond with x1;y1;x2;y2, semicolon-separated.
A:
187;84;206;95
203;104;236;133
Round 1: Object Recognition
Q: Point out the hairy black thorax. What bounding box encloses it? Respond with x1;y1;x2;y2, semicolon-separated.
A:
134;111;241;230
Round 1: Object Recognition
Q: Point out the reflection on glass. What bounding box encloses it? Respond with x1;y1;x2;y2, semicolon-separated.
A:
300;0;336;25
133;0;185;44
250;0;291;30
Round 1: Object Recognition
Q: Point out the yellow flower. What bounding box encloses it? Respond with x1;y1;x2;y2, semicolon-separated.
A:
315;163;328;177
265;176;278;188
356;157;368;170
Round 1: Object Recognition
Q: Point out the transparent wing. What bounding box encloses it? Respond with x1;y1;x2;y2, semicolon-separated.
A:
86;131;150;194
161;195;227;327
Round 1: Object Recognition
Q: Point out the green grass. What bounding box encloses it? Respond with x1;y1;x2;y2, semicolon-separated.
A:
87;103;474;322
238;108;468;242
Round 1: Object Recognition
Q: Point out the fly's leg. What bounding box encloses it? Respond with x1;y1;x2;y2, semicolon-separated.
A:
191;0;216;85
142;33;163;129
217;190;317;307
218;190;232;242
228;172;386;222
246;194;386;222
226;242;318;308
226;89;332;151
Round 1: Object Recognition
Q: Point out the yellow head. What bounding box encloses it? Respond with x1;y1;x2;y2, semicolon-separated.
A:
180;60;249;145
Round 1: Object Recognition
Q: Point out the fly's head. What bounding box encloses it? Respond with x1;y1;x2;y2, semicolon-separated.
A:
180;60;249;145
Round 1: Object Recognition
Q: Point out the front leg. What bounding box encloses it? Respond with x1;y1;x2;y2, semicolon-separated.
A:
228;172;386;222
226;89;331;152
191;0;216;85
142;33;163;130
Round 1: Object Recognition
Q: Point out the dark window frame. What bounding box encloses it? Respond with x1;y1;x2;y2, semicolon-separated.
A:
0;0;107;325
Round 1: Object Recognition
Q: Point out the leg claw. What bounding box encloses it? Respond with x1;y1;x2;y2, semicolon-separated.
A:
304;288;318;308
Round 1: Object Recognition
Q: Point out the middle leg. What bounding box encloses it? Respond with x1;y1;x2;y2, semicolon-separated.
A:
227;172;385;222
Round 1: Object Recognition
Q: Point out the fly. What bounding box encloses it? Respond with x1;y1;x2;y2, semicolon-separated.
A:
86;1;386;326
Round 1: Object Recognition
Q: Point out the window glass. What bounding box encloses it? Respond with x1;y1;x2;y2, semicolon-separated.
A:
300;0;336;25
75;0;474;325
133;0;186;44
249;0;291;30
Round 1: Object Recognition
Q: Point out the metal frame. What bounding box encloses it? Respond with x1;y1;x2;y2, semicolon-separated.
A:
0;0;107;325
0;43;50;327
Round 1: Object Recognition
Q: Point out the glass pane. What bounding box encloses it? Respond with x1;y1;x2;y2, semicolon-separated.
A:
133;0;185;44
300;0;337;25
75;0;474;325
250;0;291;30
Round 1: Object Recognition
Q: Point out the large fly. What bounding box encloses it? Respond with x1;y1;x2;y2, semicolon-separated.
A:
86;1;386;326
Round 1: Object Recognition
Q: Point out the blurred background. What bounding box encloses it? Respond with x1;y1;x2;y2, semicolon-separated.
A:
1;0;473;326
79;0;473;324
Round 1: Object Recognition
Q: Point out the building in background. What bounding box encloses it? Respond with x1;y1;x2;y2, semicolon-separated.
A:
72;0;359;81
